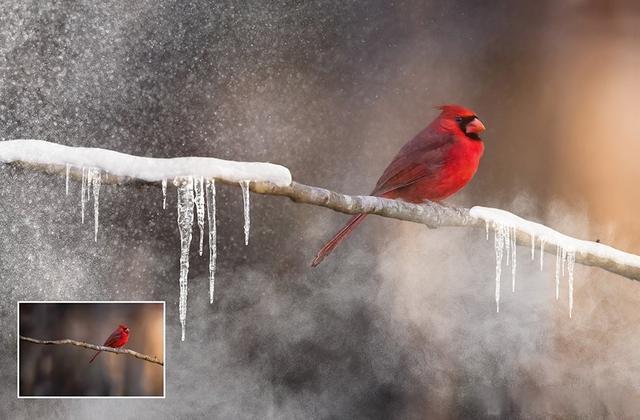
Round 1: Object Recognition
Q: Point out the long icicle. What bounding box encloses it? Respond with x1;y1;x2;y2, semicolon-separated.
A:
567;250;576;318
91;169;102;242
162;178;167;210
494;224;505;313
240;180;251;245
206;179;217;303
540;239;545;271
175;177;195;341
530;233;535;261
194;177;205;256
511;226;517;293
555;245;560;300
81;167;87;224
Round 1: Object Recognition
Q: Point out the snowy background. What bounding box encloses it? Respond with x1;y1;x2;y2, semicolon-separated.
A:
2;0;640;418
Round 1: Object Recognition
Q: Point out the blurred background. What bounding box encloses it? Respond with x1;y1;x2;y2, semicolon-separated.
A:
19;302;164;397
1;0;640;418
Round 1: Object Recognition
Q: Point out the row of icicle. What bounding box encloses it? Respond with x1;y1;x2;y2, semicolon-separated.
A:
487;221;577;317
66;166;252;341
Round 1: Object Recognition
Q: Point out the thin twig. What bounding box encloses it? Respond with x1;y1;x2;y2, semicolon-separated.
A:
20;335;164;366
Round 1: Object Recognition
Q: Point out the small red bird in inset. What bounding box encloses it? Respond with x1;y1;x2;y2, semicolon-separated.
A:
89;324;130;363
312;104;486;266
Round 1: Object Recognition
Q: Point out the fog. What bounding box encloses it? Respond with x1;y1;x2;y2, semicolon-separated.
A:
1;0;640;418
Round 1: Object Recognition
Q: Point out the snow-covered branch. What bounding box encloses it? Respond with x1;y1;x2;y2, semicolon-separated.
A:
251;181;640;282
3;139;640;329
19;335;164;366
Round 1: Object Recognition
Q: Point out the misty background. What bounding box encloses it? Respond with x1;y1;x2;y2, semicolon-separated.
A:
1;0;640;418
19;302;163;397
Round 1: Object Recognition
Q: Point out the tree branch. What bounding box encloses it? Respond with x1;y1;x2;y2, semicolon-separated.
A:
2;139;640;282
20;335;164;366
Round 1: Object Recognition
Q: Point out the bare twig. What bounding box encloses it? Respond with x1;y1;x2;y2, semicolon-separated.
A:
20;335;164;366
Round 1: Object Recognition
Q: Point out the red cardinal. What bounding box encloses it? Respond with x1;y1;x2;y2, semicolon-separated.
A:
312;104;485;266
89;324;130;363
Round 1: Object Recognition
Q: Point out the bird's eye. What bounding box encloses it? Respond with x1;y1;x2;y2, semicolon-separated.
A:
455;116;463;122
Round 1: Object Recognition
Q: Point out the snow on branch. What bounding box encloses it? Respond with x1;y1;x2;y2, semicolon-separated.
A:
2;139;640;328
0;139;291;186
19;335;164;366
252;181;640;281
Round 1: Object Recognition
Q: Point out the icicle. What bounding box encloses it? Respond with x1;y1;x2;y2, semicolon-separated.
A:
485;221;489;240
194;177;205;256
162;178;167;210
240;180;251;245
505;225;511;267
65;163;70;196
205;179;217;303
555;245;560;300
90;169;102;242
540;240;545;271
567;251;576;318
511;226;517;293
494;224;505;312
175;177;195;341
561;247;567;277
81;167;87;224
530;233;535;261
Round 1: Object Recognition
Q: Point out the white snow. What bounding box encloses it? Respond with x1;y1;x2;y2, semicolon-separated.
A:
206;179;217;303
240;180;251;246
472;206;640;317
0;139;292;186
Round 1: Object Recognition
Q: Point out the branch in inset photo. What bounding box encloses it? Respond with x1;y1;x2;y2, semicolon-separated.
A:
19;335;164;366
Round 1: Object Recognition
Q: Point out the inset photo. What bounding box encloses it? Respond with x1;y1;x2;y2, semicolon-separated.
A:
18;301;165;398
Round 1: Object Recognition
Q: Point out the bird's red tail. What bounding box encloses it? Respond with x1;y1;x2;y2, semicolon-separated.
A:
89;350;101;364
311;213;368;267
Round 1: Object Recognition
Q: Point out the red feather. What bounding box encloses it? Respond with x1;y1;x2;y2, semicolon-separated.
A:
312;104;485;266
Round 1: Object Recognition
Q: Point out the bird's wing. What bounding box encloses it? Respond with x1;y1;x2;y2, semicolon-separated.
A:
103;330;122;347
372;129;454;196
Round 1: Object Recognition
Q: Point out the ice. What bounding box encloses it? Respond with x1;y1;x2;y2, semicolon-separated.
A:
485;221;489;240
539;240;545;271
194;177;205;256
511;226;517;293
561;248;567;277
494;224;506;312
240;180;251;246
175;177;195;341
205;179;217;303
567;250;576;318
162;178;167;210
90;168;102;242
470;206;640;269
530;233;535;260
555;245;560;300
65;163;70;196
505;225;511;267
81;167;87;224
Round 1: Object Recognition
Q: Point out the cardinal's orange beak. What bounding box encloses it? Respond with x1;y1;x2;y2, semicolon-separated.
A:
465;117;485;134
